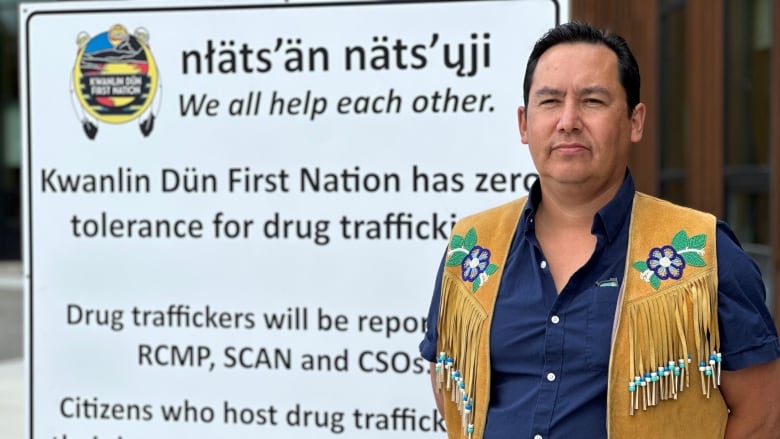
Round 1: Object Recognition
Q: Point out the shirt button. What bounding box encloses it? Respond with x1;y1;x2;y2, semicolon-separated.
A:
534;435;543;439
540;260;548;269
551;315;560;324
547;372;556;382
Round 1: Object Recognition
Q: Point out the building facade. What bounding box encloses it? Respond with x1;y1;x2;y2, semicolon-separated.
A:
572;0;779;324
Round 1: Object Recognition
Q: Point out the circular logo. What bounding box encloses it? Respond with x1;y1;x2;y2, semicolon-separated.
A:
73;24;159;124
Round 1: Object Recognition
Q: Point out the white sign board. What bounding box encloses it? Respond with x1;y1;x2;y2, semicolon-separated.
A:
21;1;559;437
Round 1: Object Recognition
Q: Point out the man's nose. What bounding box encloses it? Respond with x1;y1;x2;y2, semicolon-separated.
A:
556;99;582;133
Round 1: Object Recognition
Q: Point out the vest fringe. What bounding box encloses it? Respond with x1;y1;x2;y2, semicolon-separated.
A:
438;271;486;416
626;269;720;403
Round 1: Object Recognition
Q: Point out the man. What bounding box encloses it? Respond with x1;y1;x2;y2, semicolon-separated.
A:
419;22;780;439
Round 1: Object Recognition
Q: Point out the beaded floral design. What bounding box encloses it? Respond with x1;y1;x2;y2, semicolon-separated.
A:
632;230;706;289
446;227;498;293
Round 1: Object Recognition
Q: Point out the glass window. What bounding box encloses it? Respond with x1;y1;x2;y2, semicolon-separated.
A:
724;0;773;301
0;0;20;259
659;3;687;206
0;0;55;259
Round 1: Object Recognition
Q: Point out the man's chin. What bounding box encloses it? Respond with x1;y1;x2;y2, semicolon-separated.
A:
543;169;591;186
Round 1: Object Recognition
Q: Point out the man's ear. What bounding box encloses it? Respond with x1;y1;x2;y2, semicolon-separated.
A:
517;106;528;144
630;103;646;143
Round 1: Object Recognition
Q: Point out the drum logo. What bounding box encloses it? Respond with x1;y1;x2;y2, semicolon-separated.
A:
70;24;162;140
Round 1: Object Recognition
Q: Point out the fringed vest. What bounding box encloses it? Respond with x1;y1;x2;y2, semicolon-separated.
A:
434;193;727;439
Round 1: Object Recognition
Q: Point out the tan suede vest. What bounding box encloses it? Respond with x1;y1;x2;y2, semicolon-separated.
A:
435;193;727;439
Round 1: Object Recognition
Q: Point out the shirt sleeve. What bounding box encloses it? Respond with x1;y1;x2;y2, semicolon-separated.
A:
716;220;780;370
419;251;446;362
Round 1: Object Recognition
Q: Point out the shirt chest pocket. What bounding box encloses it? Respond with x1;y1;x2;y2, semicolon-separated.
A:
586;285;620;372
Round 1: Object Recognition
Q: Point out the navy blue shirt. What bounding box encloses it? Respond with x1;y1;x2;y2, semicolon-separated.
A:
419;173;780;439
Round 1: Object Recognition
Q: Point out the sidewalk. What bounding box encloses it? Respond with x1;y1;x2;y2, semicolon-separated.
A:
0;359;23;439
0;260;23;439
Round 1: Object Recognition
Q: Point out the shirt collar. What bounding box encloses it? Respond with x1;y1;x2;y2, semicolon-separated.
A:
520;170;635;243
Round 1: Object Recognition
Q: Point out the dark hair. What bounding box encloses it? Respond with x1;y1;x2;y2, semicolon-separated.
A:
522;21;640;117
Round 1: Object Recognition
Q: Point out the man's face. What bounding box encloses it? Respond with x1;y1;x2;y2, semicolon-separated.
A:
518;42;645;190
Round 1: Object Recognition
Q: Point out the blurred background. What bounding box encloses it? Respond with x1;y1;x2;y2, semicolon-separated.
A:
1;0;778;438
